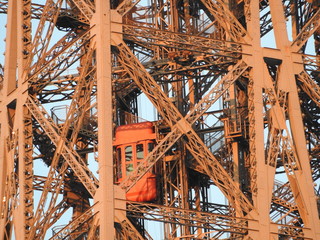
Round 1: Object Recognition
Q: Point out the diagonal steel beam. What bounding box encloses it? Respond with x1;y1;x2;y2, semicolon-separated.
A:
199;0;250;43
29;46;96;239
115;42;184;127
118;219;145;240
86;216;99;239
115;209;146;240
116;42;253;214
30;30;81;76
116;0;141;16
28;31;93;95
49;204;97;240
35;200;70;239
117;43;247;190
28;0;63;68
69;0;94;23
291;8;320;51
296;71;320;108
29;162;69;240
25;96;98;197
271;181;298;218
262;66;319;227
184;129;254;214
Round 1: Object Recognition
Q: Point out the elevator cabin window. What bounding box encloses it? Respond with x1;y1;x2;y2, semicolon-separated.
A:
125;145;133;175
115;141;156;202
113;122;157;202
116;141;154;181
116;141;157;202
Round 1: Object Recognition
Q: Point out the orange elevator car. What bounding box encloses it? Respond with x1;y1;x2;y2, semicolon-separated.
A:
114;122;157;202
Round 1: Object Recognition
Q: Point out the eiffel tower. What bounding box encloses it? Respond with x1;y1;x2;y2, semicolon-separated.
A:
0;0;319;239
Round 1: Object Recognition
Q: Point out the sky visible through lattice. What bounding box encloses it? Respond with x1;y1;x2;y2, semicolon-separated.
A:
0;1;318;239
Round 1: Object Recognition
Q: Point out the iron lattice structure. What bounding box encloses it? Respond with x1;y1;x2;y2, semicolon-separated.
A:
0;0;319;239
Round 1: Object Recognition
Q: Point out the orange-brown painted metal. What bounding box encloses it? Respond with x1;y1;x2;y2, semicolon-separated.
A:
114;122;157;202
0;0;319;239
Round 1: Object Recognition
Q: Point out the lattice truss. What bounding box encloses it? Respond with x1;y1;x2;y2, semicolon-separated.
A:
0;0;319;239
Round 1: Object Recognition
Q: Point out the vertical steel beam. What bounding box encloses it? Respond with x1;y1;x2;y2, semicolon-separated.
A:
244;1;276;239
93;0;114;238
2;0;17;95
0;0;319;239
0;1;31;239
0;1;17;237
269;0;320;238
